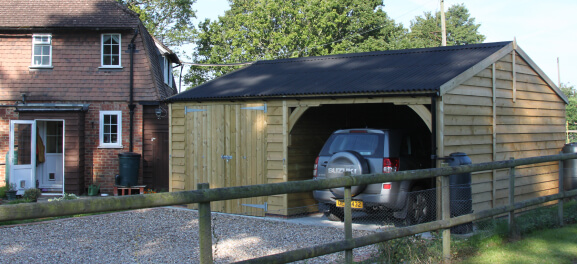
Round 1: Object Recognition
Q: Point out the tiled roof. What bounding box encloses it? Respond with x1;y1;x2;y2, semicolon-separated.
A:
139;24;177;100
168;42;512;102
0;0;140;29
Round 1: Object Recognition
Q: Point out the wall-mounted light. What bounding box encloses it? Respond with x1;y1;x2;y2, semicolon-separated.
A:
155;105;167;119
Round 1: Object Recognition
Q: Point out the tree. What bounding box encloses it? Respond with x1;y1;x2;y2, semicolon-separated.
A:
187;0;406;87
186;1;486;88
119;0;196;46
561;83;577;142
407;4;485;48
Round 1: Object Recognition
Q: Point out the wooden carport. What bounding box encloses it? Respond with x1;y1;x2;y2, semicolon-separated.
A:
167;41;567;217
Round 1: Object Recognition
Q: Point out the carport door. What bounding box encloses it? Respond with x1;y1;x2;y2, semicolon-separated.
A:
185;104;267;216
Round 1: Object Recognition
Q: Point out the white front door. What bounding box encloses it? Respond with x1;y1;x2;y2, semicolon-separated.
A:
9;120;36;195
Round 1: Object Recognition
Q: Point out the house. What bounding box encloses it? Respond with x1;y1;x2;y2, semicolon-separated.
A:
0;0;179;195
167;41;567;217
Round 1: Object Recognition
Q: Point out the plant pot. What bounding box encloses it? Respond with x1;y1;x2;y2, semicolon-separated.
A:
88;185;100;196
6;190;17;201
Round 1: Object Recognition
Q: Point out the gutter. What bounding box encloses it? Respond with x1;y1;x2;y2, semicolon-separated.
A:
165;92;439;103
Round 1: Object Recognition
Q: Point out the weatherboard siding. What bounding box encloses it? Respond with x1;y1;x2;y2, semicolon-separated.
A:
443;52;565;212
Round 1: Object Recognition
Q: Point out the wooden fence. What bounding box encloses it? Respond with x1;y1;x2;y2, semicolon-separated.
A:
2;153;577;263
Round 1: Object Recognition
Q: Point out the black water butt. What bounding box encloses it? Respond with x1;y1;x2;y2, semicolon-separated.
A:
118;152;140;187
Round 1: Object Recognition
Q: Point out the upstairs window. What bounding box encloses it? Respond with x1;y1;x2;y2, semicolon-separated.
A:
163;56;173;86
32;34;52;67
99;111;122;148
101;34;121;67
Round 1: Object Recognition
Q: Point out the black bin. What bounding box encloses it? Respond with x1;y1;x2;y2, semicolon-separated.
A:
117;152;141;187
448;152;473;234
562;143;577;191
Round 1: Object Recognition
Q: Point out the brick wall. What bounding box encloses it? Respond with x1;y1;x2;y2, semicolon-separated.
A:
0;107;19;186
1;30;160;193
84;102;144;194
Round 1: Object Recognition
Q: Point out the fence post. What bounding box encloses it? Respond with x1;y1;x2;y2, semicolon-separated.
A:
442;173;451;263
559;151;564;227
344;172;353;263
198;183;214;264
508;157;517;238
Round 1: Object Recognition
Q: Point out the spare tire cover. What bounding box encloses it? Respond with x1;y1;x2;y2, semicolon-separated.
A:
326;151;369;198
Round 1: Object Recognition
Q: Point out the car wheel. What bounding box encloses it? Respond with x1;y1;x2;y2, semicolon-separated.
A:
324;205;343;221
325;151;369;198
407;187;430;225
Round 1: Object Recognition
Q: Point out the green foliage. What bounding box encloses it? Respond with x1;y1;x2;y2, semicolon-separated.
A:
188;0;406;87
118;0;196;46
48;193;79;202
407;4;485;48
374;233;443;263
22;188;42;202
0;185;7;198
7;199;34;205
367;201;577;263
186;1;485;87
561;83;577;142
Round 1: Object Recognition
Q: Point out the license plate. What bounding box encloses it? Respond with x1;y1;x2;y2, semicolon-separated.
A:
336;200;363;209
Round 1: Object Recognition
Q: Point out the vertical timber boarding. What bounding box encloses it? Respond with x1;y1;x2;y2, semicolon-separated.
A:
169;102;267;217
443;51;566;212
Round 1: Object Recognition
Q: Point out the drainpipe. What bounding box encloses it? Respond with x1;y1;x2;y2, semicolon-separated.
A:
128;28;138;153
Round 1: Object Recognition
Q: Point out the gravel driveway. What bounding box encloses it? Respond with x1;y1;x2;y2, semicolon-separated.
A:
0;207;379;263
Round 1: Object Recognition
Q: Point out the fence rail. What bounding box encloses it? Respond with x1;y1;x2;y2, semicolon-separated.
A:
2;152;577;263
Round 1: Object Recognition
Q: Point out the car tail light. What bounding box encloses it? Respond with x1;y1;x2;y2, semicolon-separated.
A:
383;158;399;173
313;156;319;178
383;183;391;189
349;130;367;133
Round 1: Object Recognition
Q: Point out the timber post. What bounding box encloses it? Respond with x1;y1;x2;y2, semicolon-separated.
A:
344;172;353;263
442;172;451;263
559;151;564;227
198;183;214;264
508;157;518;238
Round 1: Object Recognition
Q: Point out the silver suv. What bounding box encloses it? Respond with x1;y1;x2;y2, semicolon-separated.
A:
313;128;434;224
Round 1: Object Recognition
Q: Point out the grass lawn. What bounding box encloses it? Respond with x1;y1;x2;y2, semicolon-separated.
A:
460;223;577;264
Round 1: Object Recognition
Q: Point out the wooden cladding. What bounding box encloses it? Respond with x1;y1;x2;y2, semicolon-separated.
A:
443;51;565;212
170;103;267;216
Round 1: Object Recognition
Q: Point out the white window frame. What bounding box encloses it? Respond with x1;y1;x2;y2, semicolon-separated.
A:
99;111;123;148
31;34;52;67
101;33;122;68
163;56;173;87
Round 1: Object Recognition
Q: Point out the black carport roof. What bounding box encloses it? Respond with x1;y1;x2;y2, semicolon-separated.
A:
169;42;513;102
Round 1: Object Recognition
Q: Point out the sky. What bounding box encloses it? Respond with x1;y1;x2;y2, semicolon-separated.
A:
189;0;577;88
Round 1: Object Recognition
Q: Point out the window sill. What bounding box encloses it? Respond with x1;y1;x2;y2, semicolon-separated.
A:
98;66;123;70
29;66;54;70
98;145;124;149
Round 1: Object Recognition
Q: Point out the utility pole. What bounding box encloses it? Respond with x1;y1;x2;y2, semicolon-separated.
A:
557;57;561;87
440;0;447;46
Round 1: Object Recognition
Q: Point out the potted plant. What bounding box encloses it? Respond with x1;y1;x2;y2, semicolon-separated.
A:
22;188;42;202
6;183;17;201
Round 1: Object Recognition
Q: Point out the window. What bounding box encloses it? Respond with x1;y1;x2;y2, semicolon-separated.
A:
163;56;173;86
32;34;52;67
101;34;121;67
99;111;122;148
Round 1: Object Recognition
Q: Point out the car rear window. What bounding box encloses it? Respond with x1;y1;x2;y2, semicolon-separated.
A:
326;134;379;156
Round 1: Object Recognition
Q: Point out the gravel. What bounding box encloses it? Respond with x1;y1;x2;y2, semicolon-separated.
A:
0;207;379;263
